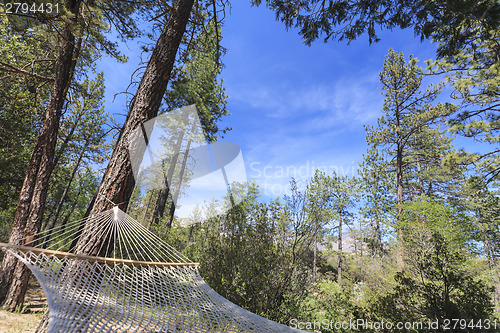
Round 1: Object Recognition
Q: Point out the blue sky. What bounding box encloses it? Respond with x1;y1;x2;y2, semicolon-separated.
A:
99;2;460;202
218;2;439;199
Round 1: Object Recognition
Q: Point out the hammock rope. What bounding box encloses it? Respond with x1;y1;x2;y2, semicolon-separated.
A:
1;207;306;333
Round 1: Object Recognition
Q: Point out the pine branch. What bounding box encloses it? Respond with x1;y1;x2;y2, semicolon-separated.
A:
0;61;55;82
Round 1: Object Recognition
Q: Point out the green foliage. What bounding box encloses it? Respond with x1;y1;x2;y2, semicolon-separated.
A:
251;0;500;58
298;279;367;333
164;20;229;141
63;72;111;162
43;73;112;226
462;176;500;247
308;170;359;237
0;18;55;212
371;232;494;331
369;50;449;152
0;0;139;232
1;0;499;327
184;185;311;323
359;143;395;255
429;27;500;182
366;49;457;267
458;176;500;309
400;197;472;249
406;127;464;200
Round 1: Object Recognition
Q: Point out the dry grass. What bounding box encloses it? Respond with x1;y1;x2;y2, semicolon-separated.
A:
0;278;47;333
0;309;44;333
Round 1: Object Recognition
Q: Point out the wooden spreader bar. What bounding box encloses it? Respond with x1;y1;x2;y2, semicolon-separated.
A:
0;243;199;267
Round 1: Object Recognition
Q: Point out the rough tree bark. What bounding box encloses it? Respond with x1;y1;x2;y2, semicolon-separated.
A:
42;139;89;245
167;126;195;228
148;189;164;228
373;175;383;256
142;189;155;225
396;107;405;270
75;0;195;257
313;231;317;282
0;0;82;309
148;131;184;228
59;183;84;234
338;211;343;285
35;0;194;329
52;107;85;170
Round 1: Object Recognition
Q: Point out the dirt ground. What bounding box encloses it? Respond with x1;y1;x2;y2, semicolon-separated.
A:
0;278;47;333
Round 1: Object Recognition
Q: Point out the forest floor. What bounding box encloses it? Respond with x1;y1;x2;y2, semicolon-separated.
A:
0;278;46;333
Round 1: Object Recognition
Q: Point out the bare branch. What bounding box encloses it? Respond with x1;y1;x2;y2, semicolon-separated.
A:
0;61;55;82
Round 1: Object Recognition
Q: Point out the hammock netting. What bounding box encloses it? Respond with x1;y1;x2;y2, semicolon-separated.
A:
1;207;305;332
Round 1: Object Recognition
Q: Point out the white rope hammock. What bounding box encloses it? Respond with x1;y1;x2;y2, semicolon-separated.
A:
1;207;306;332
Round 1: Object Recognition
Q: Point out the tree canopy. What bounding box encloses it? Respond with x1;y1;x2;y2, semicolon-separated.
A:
0;0;499;331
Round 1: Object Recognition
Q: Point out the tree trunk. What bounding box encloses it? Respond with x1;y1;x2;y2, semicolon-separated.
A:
154;188;173;225
338;213;343;285
0;0;82;308
68;194;96;253
75;0;194;257
479;208;500;312
167;132;194;227
52;107;85;169
396;109;405;270
484;236;500;311
374;201;382;256
42;140;88;245
35;0;194;328
143;189;156;226
374;178;383;256
148;189;164;228
313;231;318;282
148;131;185;228
59;184;83;234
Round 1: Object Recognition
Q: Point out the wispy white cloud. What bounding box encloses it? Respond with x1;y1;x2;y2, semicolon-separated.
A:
229;73;382;128
226;72;383;199
240;124;363;199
